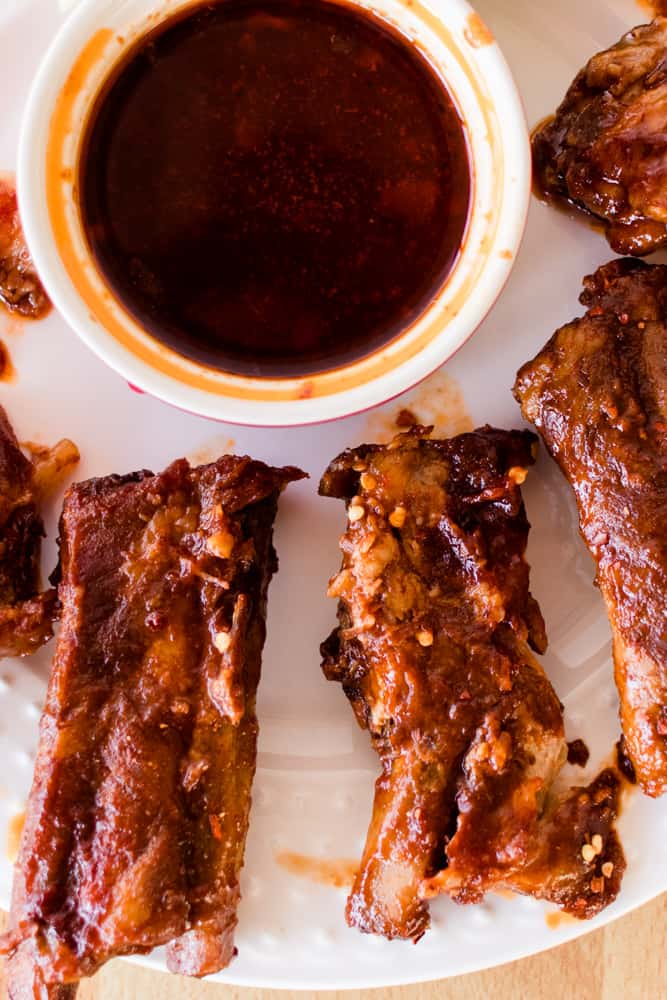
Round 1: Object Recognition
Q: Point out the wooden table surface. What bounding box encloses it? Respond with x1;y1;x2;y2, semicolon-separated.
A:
2;896;665;999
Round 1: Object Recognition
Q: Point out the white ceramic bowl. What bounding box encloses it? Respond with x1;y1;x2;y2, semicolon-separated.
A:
19;0;529;427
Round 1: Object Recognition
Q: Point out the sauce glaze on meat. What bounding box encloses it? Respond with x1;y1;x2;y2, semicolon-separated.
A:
0;455;304;996
0;406;78;658
515;258;667;797
532;18;667;256
0;176;50;319
321;427;624;940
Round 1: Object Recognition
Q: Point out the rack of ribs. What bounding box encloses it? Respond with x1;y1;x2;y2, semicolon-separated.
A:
320;426;624;941
515;258;667;797
0;454;304;997
532;17;667;256
0;405;78;657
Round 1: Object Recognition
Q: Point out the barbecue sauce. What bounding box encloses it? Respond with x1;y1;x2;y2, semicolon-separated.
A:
0;176;51;320
79;0;471;377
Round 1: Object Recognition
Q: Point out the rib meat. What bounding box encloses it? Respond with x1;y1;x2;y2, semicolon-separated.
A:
320;427;624;941
0;455;304;997
515;258;667;797
0;406;78;657
532;17;667;256
0;174;51;319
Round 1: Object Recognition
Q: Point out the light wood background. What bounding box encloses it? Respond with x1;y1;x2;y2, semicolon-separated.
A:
2;896;665;999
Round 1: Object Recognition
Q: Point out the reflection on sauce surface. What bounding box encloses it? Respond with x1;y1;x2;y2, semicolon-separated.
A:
0;175;51;320
79;0;471;377
6;810;25;863
275;849;358;888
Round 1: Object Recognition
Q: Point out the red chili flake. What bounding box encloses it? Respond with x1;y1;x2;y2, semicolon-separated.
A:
209;814;223;840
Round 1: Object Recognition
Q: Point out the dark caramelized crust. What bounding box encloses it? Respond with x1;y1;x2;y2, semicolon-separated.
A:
0;175;51;319
0;406;78;657
320;427;624;941
0;456;304;996
514;259;667;797
532;18;667;256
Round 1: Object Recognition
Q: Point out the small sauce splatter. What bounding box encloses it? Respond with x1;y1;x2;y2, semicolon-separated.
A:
546;910;578;930
0;174;51;320
567;739;590;768
275;849;358;888
187;438;237;466
297;381;315;400
6;810;25;863
464;12;494;48
499;249;513;261
0;339;16;382
365;370;473;443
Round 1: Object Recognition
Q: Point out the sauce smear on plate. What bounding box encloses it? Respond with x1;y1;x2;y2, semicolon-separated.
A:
275;849;358;888
79;0;471;376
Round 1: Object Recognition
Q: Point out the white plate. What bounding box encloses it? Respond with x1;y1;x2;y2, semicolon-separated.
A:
0;0;665;990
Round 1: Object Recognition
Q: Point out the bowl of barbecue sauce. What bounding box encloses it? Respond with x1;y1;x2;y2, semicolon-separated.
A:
19;0;529;425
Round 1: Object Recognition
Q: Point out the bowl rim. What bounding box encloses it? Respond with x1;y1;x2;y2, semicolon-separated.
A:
18;0;531;427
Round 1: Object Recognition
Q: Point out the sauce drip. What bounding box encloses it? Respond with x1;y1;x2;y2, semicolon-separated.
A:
275;849;358;888
364;369;472;442
79;0;471;376
6;810;25;863
545;910;578;930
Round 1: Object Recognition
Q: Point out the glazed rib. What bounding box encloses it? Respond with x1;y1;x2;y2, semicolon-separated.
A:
532;17;667;256
320;427;624;941
514;258;667;796
0;455;304;996
0;405;78;657
0;174;51;319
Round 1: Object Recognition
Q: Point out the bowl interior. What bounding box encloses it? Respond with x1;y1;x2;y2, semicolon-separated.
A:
18;0;530;425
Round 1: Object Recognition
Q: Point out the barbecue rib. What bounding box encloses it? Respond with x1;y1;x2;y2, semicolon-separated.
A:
0;405;78;657
320;427;624;941
0;174;51;319
0;455;304;997
532;17;667;256
515;258;667;797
